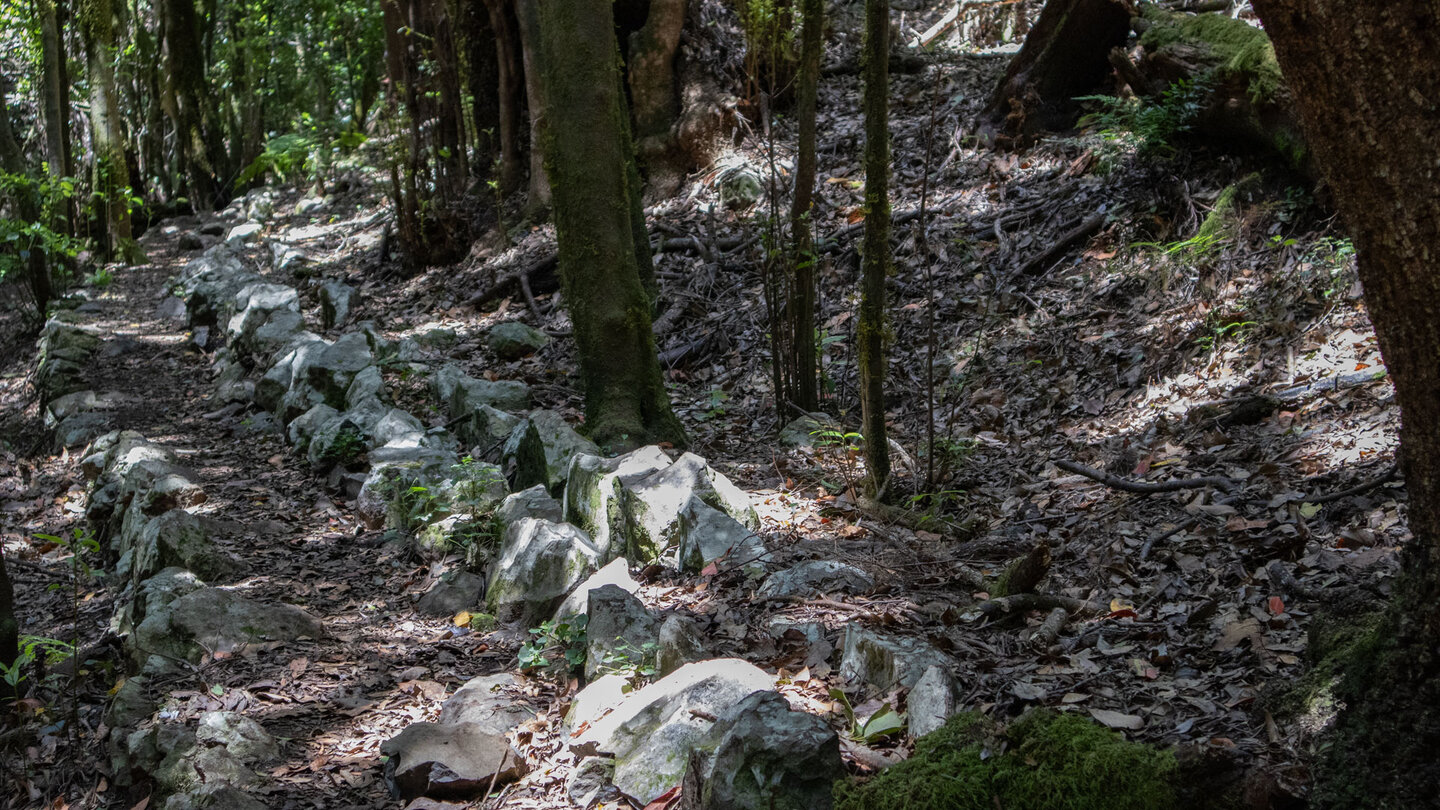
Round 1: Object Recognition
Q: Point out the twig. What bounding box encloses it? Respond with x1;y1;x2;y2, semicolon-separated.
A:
1306;462;1400;504
1017;213;1105;277
1054;459;1239;493
1139;518;1199;561
1027;606;1070;647
977;592;1107;618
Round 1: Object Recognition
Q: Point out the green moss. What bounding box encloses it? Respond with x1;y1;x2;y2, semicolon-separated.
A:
1140;9;1284;105
834;711;1175;810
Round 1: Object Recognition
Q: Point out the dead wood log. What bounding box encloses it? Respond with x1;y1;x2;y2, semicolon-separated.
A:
1027;606;1070;647
462;254;559;309
1055;458;1239;493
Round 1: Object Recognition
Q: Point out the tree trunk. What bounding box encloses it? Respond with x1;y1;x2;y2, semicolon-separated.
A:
514;0;551;215
161;0;228;210
788;0;822;413
535;0;685;450
482;0;524;195
0;547;18;702
38;0;72;207
0;76;53;313
860;0;891;498
1249;2;1440;806
626;0;686;198
980;0;1132;145
462;0;500;169
82;0;143;263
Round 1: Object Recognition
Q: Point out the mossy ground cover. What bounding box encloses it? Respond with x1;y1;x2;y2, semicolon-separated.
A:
834;710;1175;810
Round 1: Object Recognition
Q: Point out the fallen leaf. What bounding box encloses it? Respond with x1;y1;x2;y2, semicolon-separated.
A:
1267;596;1285;615
1089;708;1144;730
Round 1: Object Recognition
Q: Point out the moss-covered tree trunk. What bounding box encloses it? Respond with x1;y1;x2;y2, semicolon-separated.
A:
788;0;823;413
535;0;685;450
0;73;52;313
626;0;686;198
860;0;890;497
82;0;142;263
1249;1;1440;806
38;0;73;235
980;0;1132;144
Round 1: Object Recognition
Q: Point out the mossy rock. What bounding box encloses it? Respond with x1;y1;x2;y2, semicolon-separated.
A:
1139;8;1284;105
834;710;1175;810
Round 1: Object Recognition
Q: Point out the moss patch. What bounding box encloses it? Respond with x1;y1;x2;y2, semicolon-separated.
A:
1140;9;1284;105
834;710;1175;810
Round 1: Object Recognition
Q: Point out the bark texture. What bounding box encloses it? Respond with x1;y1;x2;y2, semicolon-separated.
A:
0;76;52;312
535;0;685;449
788;0;823;412
161;0;228;209
860;0;891;497
0;547;17;702
627;0;687;197
514;0;552;215
1250;2;1440;806
981;0;1132;143
81;0;142;263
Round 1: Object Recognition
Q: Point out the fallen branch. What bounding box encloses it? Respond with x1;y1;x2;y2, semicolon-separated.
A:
462;254;559;309
1139;517;1199;561
977;592;1107;618
1017;213;1106;277
1027;606;1070;647
1055;459;1239;493
1306;462;1400;504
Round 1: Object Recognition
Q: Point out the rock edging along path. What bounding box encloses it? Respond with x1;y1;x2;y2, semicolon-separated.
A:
30;208;882;809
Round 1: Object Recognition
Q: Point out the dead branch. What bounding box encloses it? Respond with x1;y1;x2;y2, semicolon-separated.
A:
1139;517;1199;561
1027;606;1070;647
1017;213;1105;277
1055;459;1239;493
462;254;558;308
1307;462;1400;504
977;592;1107;618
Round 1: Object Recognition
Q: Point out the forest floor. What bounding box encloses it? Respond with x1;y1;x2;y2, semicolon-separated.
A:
0;16;1408;810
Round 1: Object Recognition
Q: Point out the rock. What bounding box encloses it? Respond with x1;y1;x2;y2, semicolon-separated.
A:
199;222;226;237
44;389;99;427
416;571;486;616
450;370;531;414
305;332;375;409
500;419;547;491
125;567;207;634
514;410;601;490
564;673;631;732
438;673;538;736
294;196;326;216
287;403;341;447
196;712;278;762
766;618;833;669
619;453;758;564
675;495;769;576
225;222;263;245
413;514;482;558
562;446;674;562
839;626;951;691
163;784;267;810
496;485;564;527
354;448;464;530
486;519;601;625
719;168;763;209
320;281;355;329
757;560;874;600
55;412;112;449
305;413;369;469
907;665;958;738
698;690;843;810
487;320;550;360
227;283;300;345
451;402;520;449
134;587;324;668
381;722;526;801
584;584;658;681
656;615;706;677
177;231;205;251
778;412;842;449
570;659;775;805
216;379;255;404
268;241;307;273
260;336;328;418
122;510;242;587
567;757;622;807
107;674;158;728
553;557;639;622
247;309;306;361
157;295;190;321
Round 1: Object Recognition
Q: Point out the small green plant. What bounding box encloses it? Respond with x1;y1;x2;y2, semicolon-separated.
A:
0;635;74;695
239;133;318;185
84;267;114;289
812;428;864;493
906;488;965;527
830;688;906;744
1077;76;1214;159
1196;317;1258;353
518;615;588;674
1302;236;1357;300
319;427;366;466
597;638;660;687
695;388;729;422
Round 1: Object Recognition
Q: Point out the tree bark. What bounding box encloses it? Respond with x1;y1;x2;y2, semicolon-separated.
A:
0;75;52;313
514;0;551;215
38;0;72;189
0;547;18;702
535;0;685;450
81;0;143;263
482;0;524;195
788;0;822;413
161;0;229;210
980;0;1132;144
626;0;686;198
1250;1;1440;806
860;0;891;497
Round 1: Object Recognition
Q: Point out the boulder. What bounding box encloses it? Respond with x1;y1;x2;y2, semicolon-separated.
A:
569;659;775;805
562;446;673;561
268;241;306;274
487;320;550;360
839;626;951;691
698;690;843;810
675;495;768;576
226;283;299;346
438;673;538;736
619;453;758;563
449;370;531;414
177;231;205;251
196;712;278;763
553;557;639;622
565;673;631;732
416;571;486;617
452;402;521;448
163;785;266;810
567;757;622;808
584;584;658;681
496;485;564;527
486;519;600;625
504;410;600;491
757;560;874;600
134;587;323;669
907;665;959;738
656;615;707;677
500;419;547;491
224;222;263;245
305;332;375;409
120;510;242;588
381;722;526;801
246;309;307;361
320;281;355;329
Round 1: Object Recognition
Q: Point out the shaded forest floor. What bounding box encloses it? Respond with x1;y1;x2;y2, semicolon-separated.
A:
0;25;1407;810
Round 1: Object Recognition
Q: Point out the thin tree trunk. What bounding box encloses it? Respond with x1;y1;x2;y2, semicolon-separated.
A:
0;547;18;702
161;0;228;210
514;0;551;215
1250;2;1440;806
859;0;891;498
482;0;523;195
626;0;686;197
535;0;685;449
38;0;76;238
0;77;52;313
788;0;822;413
82;0;142;263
